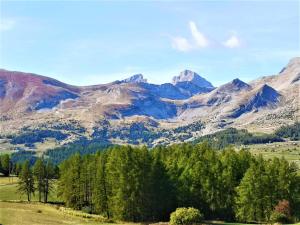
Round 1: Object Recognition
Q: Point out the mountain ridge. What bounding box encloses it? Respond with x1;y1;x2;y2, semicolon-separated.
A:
0;57;299;146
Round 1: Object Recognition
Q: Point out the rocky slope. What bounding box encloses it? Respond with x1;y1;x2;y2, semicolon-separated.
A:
0;57;299;146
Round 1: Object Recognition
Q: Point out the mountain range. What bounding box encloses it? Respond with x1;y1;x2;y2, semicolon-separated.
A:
0;57;299;147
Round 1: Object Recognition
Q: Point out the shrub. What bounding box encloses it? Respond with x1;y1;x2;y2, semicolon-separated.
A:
270;211;290;224
170;207;203;225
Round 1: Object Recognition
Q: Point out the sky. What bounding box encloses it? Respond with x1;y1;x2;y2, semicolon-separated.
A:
0;0;299;86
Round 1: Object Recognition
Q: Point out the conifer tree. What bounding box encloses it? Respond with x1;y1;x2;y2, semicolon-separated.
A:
18;160;35;201
93;152;110;218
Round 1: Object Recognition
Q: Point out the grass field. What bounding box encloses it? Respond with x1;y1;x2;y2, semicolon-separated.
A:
239;141;300;167
0;201;122;225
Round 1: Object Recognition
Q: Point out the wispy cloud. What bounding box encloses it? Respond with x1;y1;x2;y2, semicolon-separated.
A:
189;21;209;48
0;19;16;31
171;21;210;52
171;21;244;51
171;36;193;52
223;35;241;48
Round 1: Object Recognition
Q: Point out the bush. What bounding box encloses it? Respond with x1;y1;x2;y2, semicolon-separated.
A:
270;211;290;224
170;207;203;225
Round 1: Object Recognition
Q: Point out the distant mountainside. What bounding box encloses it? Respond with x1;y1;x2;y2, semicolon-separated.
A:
0;57;299;147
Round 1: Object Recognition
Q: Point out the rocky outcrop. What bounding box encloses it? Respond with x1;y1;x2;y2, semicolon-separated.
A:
121;74;147;83
172;70;213;88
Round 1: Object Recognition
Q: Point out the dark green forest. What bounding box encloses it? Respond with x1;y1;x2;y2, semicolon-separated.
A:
10;143;300;223
275;122;300;140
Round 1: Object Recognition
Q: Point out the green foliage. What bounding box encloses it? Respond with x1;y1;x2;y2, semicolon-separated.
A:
170;207;203;225
275;122;300;140
235;157;299;222
58;153;83;209
45;143;109;165
57;143;300;223
270;211;290;224
32;159;56;203
0;154;10;176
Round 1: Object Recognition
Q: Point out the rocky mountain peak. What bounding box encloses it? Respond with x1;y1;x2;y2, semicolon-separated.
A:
121;74;147;83
172;70;213;88
258;84;280;100
216;78;250;94
231;78;250;89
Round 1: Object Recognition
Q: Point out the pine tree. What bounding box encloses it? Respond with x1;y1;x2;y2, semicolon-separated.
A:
33;159;45;202
18;161;35;201
0;154;10;176
44;160;55;203
58;153;82;208
93;152;110;218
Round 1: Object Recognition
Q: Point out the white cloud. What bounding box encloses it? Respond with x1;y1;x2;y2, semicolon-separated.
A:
189;21;209;48
171;36;193;52
223;35;241;48
0;19;15;31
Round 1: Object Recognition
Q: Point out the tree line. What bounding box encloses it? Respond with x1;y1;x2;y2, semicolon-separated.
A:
56;143;299;223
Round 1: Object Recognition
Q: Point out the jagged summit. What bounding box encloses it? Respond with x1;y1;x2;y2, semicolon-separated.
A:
121;74;147;83
172;70;213;88
256;84;280;101
218;78;251;93
232;78;248;87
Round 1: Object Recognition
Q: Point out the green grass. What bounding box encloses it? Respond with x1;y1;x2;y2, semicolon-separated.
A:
0;201;127;225
0;201;255;225
239;141;300;167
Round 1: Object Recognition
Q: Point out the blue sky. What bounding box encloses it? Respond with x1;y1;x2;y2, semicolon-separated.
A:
0;1;299;86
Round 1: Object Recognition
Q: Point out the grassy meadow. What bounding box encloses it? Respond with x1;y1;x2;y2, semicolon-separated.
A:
242;141;300;167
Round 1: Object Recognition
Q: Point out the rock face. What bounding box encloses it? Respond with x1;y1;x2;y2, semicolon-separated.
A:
171;70;214;96
140;83;188;100
231;84;280;118
172;70;213;88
